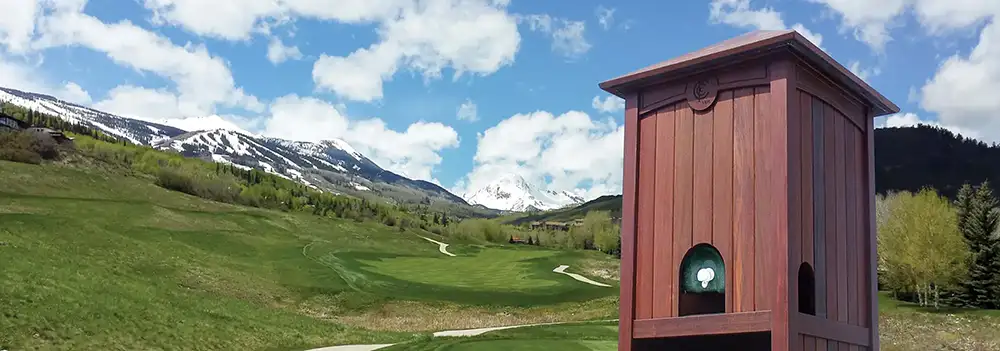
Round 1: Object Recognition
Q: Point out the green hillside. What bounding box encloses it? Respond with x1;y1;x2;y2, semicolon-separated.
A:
505;195;622;226
0;155;618;350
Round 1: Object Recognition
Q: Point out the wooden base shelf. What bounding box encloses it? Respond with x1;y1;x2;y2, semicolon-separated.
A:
632;311;772;339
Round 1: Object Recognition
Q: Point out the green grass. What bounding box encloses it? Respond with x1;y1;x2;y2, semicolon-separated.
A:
381;321;618;351
0;160;618;350
383;293;1000;351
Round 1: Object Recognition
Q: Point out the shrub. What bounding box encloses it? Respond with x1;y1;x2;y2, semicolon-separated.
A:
0;131;42;164
29;134;61;160
155;167;197;195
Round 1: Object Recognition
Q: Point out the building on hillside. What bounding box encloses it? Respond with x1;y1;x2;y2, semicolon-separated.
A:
27;127;74;145
0;112;29;131
529;221;576;231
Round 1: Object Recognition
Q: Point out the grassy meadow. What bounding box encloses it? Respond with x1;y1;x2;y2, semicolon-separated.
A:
0;160;618;350
380;294;1000;351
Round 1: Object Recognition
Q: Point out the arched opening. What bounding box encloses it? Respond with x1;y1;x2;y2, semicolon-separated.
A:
798;262;816;315
678;243;726;316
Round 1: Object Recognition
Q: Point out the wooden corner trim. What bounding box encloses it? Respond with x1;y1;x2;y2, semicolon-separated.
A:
632;311;772;339
794;313;870;347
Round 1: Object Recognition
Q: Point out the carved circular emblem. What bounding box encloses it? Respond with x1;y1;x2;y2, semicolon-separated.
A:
687;77;719;111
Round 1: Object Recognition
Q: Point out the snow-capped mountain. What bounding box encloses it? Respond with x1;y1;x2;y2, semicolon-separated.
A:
464;174;584;212
0;86;467;206
159;115;257;137
0;87;185;144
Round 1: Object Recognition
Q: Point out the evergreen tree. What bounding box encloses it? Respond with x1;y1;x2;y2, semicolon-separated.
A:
956;181;1000;308
527;236;534;245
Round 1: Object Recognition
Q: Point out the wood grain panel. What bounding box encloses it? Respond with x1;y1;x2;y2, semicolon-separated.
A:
812;96;827;318
618;94;639;351
867;116;879;349
854;127;867;328
788;84;803;320
673;104;695;312
804;335;817;351
796;66;864;131
641;82;686;111
845;127;858;326
636;109;658;320
652;105;677;318
753;86;772;311
833;106;849;324
713;91;735;313
694;107;714;246
801;92;814;267
733;87;756;312
823;99;838;322
632;311;772;339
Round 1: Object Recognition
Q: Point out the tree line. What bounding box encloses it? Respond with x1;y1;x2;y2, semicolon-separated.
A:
879;182;1000;309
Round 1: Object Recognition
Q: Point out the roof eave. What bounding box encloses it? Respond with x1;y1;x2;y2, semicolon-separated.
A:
598;31;900;118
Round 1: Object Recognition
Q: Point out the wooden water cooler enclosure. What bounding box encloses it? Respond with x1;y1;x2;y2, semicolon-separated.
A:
599;30;899;351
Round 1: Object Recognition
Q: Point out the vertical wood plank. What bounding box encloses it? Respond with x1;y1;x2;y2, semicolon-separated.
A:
817;338;828;351
753;86;772;311
812;96;827;318
673;104;695;314
823;100;838;322
636;113;658;320
713;91;735;313
618;93;639;351
834;107;849;324
694;107;715;246
652;105;676;318
867;116;880;348
769;62;793;351
788;85;803;321
801;92;814;267
733;87;756;312
855;126;868;328
845;127;858;326
804;336;816;351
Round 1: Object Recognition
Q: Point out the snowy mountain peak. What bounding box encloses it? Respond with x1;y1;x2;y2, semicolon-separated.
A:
464;174;584;212
160;115;256;137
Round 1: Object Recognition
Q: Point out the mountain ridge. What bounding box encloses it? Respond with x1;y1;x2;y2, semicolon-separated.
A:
0;86;474;211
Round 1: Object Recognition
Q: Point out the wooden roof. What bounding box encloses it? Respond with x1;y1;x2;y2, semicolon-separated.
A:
0;111;29;128
599;30;899;117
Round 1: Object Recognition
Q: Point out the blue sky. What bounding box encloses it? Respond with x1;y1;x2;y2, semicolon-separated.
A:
1;0;999;199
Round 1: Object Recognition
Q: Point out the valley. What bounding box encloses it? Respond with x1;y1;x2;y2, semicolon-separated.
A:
0;160;618;350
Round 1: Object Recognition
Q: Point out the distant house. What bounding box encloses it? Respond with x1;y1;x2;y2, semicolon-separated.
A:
27;127;74;144
0;112;29;131
530;221;574;231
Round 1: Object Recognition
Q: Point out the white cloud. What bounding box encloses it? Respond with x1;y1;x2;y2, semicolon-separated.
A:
522;14;592;59
920;19;1000;142
0;0;39;53
59;81;92;105
93;85;184;121
0;55;92;105
595;6;615;31
591;95;624;113
264;95;460;182
267;37;302;64
709;0;824;48
848;60;882;81
457;99;478;122
455;110;624;201
876;112;978;139
28;3;264;119
312;0;521;102
807;0;999;51
142;0;284;40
